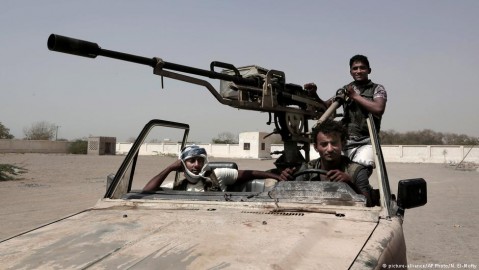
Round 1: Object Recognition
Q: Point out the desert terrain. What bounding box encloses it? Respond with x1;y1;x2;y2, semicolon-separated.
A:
0;153;477;266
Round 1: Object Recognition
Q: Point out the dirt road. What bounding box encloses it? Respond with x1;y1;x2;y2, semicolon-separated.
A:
0;153;477;266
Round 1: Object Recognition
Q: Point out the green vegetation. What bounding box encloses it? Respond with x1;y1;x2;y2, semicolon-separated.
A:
380;129;478;145
211;132;238;144
0;164;27;181
0;122;14;139
68;139;88;154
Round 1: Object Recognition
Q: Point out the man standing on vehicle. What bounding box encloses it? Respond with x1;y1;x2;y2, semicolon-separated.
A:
279;119;372;206
305;55;387;168
143;145;281;192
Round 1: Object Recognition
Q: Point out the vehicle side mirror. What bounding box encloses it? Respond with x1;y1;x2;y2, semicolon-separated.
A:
397;178;427;209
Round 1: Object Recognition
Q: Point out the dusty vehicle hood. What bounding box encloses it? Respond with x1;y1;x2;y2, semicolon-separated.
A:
0;200;380;269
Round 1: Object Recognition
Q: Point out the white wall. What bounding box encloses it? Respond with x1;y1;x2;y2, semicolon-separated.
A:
381;145;479;164
116;142;479;164
3;139;475;164
0;139;69;153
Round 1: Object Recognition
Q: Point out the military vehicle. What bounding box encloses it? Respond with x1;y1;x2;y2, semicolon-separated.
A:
0;34;427;269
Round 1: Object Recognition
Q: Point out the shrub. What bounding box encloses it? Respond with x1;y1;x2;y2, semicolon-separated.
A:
0;164;27;181
23;121;57;140
68;139;88;154
0;122;14;139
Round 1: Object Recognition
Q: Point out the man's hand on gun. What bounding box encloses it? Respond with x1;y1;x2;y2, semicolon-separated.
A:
344;84;358;100
304;82;318;92
334;87;348;103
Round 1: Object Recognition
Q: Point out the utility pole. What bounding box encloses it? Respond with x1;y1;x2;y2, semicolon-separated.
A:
55;125;60;141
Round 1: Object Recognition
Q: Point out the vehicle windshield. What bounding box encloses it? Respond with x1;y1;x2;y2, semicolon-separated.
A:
107;119;385;208
124;181;367;207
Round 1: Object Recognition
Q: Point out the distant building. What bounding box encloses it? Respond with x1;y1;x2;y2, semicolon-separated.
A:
88;136;116;155
238;132;280;159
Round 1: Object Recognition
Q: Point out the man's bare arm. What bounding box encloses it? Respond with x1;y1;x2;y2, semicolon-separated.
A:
143;160;182;192
236;170;282;183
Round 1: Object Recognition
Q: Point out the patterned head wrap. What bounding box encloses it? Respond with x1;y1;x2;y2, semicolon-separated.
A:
179;145;209;184
180;145;207;161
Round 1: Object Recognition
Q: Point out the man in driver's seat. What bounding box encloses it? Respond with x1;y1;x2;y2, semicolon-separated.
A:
280;119;372;206
143;145;281;192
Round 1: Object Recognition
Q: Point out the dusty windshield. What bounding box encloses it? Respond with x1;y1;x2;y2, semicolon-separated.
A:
110;120;377;208
124;181;367;207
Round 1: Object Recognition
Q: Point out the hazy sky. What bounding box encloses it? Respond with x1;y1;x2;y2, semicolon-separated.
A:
1;1;478;143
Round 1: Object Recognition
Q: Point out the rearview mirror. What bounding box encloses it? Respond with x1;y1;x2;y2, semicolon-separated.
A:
397;178;427;209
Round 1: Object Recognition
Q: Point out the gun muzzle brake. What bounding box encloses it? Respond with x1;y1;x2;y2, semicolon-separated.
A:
48;34;100;58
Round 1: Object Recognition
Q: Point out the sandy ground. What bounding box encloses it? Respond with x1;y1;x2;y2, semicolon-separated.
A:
0;153;478;266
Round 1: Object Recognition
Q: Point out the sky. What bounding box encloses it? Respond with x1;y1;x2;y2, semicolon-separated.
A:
1;1;478;143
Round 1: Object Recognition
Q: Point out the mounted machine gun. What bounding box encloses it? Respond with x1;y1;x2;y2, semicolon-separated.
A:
47;34;331;168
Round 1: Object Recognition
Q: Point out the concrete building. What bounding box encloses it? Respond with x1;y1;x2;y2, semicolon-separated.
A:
87;137;116;155
238;132;277;159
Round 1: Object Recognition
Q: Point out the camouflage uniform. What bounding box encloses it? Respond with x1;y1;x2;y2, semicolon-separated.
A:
341;80;387;167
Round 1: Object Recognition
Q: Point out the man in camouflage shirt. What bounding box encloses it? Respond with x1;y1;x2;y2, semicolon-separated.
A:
305;55;387;168
279;119;372;206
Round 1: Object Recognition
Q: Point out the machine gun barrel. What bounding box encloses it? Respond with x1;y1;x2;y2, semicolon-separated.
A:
47;33;329;166
47;34;257;86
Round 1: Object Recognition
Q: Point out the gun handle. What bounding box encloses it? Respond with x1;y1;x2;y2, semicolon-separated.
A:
210;61;240;77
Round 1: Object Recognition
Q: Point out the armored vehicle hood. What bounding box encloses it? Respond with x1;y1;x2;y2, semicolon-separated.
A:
1;199;381;269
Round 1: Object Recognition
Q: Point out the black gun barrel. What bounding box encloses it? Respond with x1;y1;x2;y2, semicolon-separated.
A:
48;34;101;59
47;34;257;86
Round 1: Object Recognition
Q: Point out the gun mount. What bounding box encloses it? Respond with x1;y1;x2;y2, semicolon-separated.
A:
48;34;329;167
